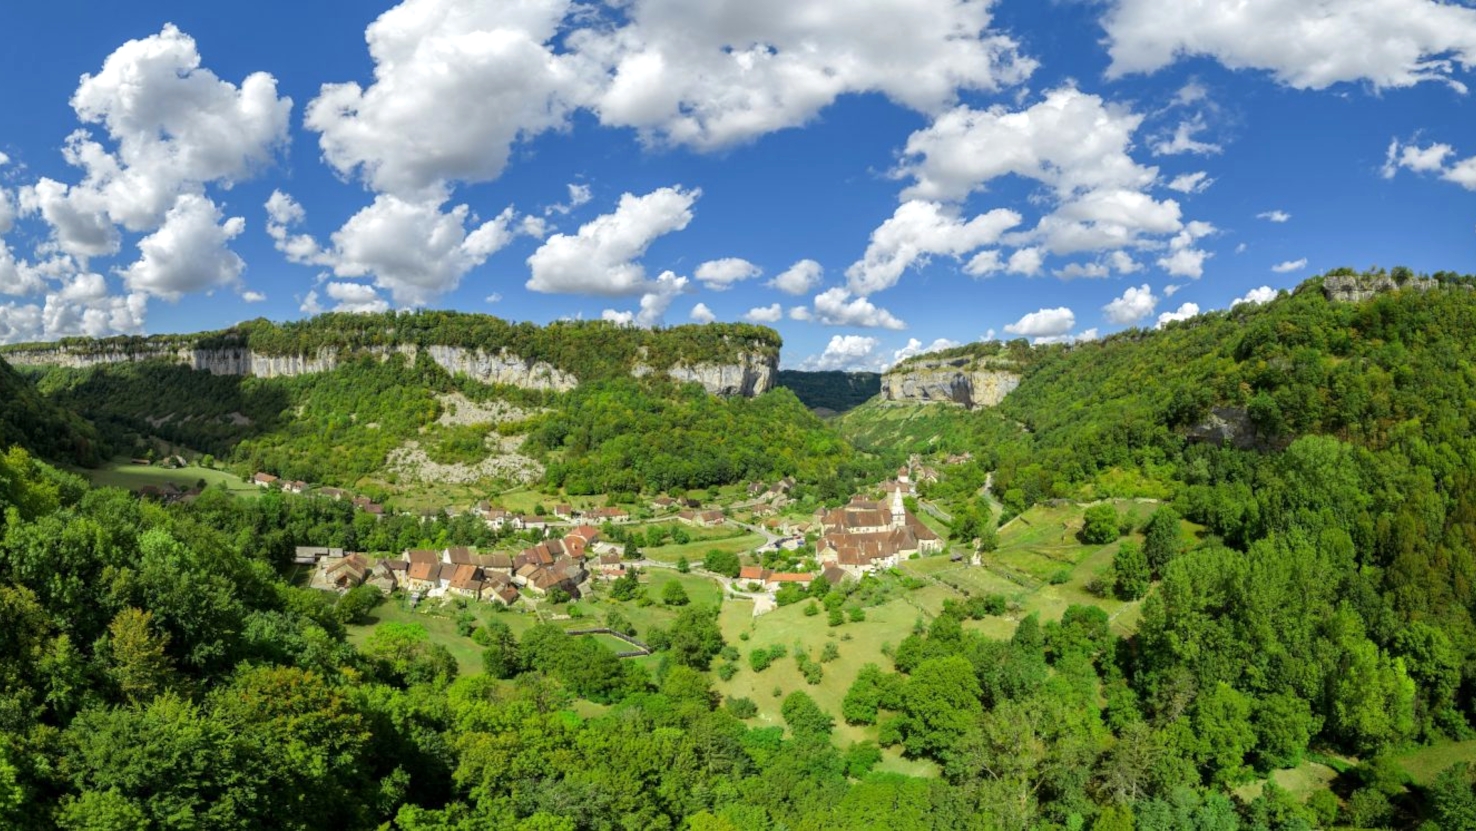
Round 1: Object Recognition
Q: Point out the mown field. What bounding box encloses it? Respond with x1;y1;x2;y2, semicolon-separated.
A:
84;457;260;496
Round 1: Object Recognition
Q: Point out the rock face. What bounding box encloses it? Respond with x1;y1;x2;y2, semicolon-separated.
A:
666;352;776;397
5;342;772;397
1323;274;1435;303
881;360;1019;409
1185;406;1259;450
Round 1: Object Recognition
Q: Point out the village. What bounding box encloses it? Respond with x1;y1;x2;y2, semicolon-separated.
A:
286;459;954;617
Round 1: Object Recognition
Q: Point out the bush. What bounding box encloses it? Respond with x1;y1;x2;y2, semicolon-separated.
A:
1048;569;1071;585
716;662;738;681
827;608;845;627
848;606;866;622
1081;504;1121;544
726;696;758;719
820;642;840;663
662;580;690;606
703;549;742;578
334;584;383;625
676;556;690;574
803;602;820;617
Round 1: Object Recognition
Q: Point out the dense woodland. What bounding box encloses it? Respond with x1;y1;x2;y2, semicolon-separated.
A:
5;272;1476;827
775;370;881;413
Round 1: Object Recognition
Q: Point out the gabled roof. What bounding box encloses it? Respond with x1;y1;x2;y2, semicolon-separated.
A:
407;549;439;566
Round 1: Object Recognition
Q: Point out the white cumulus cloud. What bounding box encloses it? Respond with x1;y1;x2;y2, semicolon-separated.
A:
119;194;245;301
600;270;690;328
811;287;906;330
1257;210;1291;223
696;257;762;291
269;192;527;306
743;303;783;323
1232;286;1281;307
1156;301;1200;328
1271;258;1308;273
846;200;1021;295
690;302;716;323
578;0;1035;151
891;337;960;366
798;334;881;371
527;186;698;296
307;0;592;198
1102;284;1158;324
1005;306;1075;337
769;259;824;295
1102;0;1476;91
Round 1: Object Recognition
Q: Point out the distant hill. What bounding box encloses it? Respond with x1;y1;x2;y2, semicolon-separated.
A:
776;370;880;413
16;313;874;497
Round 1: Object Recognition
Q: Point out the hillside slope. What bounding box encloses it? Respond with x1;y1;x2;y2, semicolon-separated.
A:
0;353;102;465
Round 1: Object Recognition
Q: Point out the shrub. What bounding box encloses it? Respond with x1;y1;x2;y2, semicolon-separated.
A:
716;662;738;681
726;696;758;719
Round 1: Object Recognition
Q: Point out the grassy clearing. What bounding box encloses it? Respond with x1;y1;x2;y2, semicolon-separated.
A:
84;458;260;496
894;499;1165;635
345;600;486;676
560;571;728;640
714;592;923;748
642;533;766;565
1395;740;1476;785
1233;761;1339;803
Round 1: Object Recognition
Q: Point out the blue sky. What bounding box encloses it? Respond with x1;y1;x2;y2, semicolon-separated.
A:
2;1;1475;369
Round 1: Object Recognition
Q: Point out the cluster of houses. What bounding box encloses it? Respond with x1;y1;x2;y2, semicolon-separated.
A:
253;472;386;516
813;471;942;577
471;501;631;531
301;523;630;606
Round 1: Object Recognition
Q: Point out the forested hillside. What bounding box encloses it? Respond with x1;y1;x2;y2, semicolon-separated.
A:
776;369;881;413
25;343;862;497
832;270;1476;823
0;356;102;466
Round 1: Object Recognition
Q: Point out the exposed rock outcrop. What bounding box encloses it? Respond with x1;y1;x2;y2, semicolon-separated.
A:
1323;273;1435;303
6;342;772;397
881;359;1019;409
632;351;777;396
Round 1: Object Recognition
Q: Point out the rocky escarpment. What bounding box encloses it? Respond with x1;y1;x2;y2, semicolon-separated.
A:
4;342;779;396
666;353;776;397
882;359;1019;409
1323;273;1436;303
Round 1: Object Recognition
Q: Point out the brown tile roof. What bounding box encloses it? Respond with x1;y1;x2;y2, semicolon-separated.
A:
474;553;513;570
445;547;475;565
768;572;812;584
739;565;771;581
407;549;439;566
821;566;848;585
568;525;602;542
407;561;436;581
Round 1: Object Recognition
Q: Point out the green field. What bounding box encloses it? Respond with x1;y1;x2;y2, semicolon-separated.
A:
897;499;1170;636
1395;739;1476;785
83;457;260;497
643;531;766;564
345;600;490;676
713;589;934;767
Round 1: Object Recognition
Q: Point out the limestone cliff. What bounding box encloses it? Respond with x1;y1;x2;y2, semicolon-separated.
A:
1323;273;1436;303
5;342;774;397
663;352;776;396
881;358;1019;409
